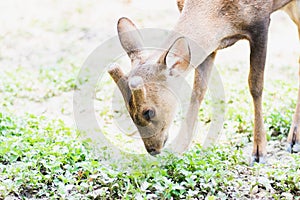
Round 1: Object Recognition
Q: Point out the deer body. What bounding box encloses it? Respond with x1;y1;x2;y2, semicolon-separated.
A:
109;0;300;165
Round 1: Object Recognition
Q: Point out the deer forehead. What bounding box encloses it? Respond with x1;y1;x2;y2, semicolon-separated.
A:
128;65;167;82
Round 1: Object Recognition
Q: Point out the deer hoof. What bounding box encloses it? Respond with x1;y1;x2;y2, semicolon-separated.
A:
287;143;292;153
287;143;300;153
249;155;266;167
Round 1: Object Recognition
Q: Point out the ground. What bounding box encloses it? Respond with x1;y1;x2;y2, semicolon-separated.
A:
0;0;300;199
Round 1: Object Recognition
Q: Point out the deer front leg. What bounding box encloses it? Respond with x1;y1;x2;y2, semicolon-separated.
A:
248;21;270;166
191;53;216;112
171;52;216;153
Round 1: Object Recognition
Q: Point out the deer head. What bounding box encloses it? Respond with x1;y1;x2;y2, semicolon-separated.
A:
108;17;191;156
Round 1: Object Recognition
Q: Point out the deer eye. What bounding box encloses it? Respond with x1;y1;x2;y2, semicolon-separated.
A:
142;108;155;121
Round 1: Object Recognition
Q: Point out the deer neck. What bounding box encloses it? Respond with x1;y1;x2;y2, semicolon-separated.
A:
171;1;233;66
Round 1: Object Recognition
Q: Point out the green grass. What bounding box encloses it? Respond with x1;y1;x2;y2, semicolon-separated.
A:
0;63;299;199
0;112;300;199
0;60;299;199
0;65;78;104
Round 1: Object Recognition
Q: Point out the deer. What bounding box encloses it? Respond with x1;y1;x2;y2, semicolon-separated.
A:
108;0;300;165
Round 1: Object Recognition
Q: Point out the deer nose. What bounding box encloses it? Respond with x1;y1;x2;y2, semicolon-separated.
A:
147;148;161;156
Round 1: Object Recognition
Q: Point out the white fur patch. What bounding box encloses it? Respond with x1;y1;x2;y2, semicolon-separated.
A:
129;76;144;89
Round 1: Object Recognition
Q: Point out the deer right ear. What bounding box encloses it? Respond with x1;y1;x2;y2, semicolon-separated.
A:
117;17;144;62
157;37;191;77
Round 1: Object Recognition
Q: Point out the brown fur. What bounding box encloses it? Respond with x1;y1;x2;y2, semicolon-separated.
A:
110;0;300;163
175;0;298;165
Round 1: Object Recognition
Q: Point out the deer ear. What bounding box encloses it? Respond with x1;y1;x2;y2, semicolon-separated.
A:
117;17;144;61
158;37;191;76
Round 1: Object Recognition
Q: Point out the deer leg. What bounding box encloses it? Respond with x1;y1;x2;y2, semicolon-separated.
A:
248;21;270;166
171;52;216;153
193;53;216;107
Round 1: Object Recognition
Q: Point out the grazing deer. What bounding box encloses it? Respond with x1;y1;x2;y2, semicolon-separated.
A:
108;0;300;165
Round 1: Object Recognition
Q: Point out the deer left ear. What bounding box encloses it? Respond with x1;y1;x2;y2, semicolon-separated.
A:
157;37;191;76
117;17;144;62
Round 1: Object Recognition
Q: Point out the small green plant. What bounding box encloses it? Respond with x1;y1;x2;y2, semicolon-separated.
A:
0;65;78;103
0;112;299;199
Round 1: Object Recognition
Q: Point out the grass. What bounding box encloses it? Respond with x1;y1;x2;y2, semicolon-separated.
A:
0;55;299;199
0;110;300;199
0;65;79;104
0;60;299;199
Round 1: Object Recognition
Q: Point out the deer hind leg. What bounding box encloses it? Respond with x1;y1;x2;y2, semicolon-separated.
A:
284;1;300;153
248;20;270;166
